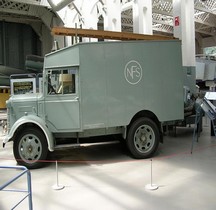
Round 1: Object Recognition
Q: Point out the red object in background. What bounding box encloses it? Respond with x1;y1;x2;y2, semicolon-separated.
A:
175;16;180;26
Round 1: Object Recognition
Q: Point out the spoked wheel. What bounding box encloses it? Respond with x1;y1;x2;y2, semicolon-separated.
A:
126;117;160;159
13;128;48;169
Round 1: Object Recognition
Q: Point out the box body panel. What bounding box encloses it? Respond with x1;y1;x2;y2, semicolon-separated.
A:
77;41;184;129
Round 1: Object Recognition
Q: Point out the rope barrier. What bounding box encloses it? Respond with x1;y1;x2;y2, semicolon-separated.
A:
1;142;216;165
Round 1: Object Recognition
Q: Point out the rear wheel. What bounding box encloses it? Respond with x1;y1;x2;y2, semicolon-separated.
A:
126;117;160;159
13;128;48;169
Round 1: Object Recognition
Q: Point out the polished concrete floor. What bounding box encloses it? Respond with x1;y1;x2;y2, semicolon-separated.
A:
0;117;216;210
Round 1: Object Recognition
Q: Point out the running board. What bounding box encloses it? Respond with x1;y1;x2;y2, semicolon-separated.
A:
54;143;80;149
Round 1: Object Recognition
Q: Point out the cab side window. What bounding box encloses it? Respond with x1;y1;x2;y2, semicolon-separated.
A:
61;70;76;94
48;68;76;95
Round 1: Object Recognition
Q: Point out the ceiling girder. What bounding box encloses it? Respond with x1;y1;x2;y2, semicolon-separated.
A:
0;0;216;38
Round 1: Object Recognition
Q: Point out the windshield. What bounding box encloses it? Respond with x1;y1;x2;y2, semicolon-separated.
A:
10;74;42;95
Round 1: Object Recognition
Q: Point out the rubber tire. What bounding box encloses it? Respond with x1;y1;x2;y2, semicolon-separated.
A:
13;128;48;169
126;117;160;159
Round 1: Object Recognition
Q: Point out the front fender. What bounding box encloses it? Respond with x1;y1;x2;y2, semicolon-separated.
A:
3;115;54;151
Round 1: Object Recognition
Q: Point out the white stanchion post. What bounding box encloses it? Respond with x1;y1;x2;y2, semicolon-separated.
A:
52;161;65;190
145;159;158;190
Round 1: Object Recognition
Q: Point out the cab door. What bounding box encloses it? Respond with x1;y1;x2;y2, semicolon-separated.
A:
44;67;81;131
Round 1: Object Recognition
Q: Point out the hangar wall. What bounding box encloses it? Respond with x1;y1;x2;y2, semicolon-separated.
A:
0;21;41;70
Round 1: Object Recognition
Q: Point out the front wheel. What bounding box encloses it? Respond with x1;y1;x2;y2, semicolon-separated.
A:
13;128;48;169
126;117;160;159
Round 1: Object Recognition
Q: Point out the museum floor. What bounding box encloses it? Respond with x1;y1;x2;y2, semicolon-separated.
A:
0;117;216;210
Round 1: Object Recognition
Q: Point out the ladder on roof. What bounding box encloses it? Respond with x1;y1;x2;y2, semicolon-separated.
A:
51;27;177;41
191;97;216;153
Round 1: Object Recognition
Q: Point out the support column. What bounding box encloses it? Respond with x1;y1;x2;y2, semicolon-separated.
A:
104;0;121;32
173;0;196;93
133;0;152;35
82;0;98;42
47;0;79;47
48;3;81;47
58;7;81;46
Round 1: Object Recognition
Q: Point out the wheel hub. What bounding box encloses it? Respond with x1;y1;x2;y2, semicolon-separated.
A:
19;135;42;162
140;134;147;143
134;125;155;153
28;145;33;153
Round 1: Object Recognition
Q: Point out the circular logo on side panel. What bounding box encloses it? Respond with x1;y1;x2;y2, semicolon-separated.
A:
124;60;143;85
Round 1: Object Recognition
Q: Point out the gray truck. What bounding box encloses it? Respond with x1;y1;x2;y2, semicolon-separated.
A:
3;40;187;168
